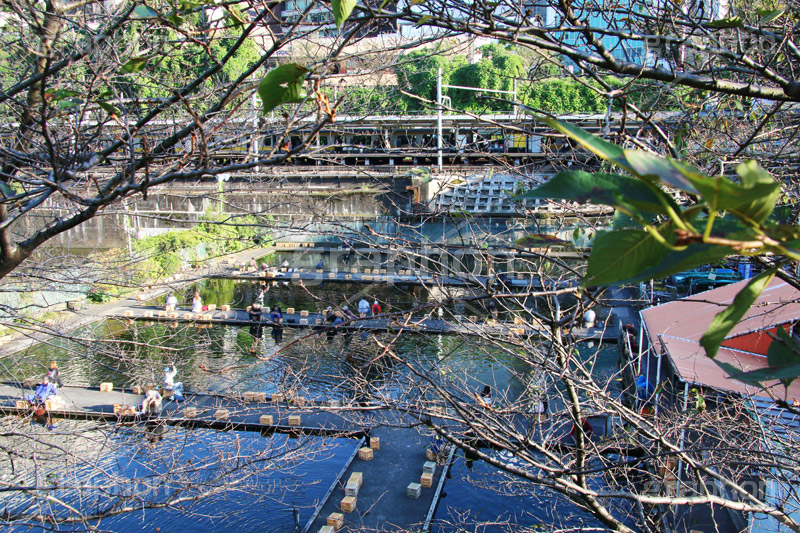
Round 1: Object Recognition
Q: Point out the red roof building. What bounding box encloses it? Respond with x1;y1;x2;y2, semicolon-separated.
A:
640;277;800;399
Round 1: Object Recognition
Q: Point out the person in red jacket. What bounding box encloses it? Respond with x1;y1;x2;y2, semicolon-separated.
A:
371;300;382;315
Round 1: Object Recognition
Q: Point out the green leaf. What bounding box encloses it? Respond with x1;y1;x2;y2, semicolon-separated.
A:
700;269;776;359
623;151;700;194
257;63;309;114
517;170;675;216
166;12;185;26
734;161;780;223
719;361;800;385
767;327;800;386
58;98;82;109
415;14;433;26
584;225;736;287
535;116;703;194
132;5;158;17
537;116;627;168
583;229;666;286
120;57;149;74
46;89;81;100
332;0;357;28
0;181;16;198
758;8;783;24
97;101;121;116
704;16;743;28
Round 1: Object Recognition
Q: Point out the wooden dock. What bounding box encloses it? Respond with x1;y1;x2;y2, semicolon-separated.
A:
0;383;373;437
107;305;618;342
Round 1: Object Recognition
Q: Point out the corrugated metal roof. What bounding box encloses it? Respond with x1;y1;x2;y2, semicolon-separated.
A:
642;278;800;400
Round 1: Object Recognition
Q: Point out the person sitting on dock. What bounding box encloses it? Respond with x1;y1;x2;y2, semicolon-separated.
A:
371;300;382;316
45;361;63;388
27;379;59;429
488;300;498;321
163;364;184;401
476;385;493;408
191;292;203;313
342;305;356;320
165;292;178;311
269;305;283;342
141;389;162;416
316;258;325;270
281;259;290;271
358;298;370;316
249;302;264;352
249;302;263;322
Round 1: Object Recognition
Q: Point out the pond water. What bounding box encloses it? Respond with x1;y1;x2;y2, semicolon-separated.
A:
4;420;355;532
3;277;624;531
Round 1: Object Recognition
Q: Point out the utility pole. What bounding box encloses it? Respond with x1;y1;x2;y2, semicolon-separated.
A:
437;67;443;171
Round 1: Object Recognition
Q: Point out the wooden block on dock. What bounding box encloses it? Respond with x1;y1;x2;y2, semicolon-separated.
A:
380;269;387;274
113;403;134;416
350;268;358;274
369;437;380;450
316;269;323;273
292;273;300;279
259;414;273;425
360;312;367;318
221;305;230;311
131;385;144;394
358;447;373;461
326;512;344;530
184;313;194;320
315;318;322;325
169;312;178;319
214;409;230;421
348;472;363;488
345;480;359;498
158;311;167;318
319;526;335;533
288;415;301;426
99;382;113;392
183;407;198;418
340;496;357;513
299;318;308;325
406;482;422;499
243;391;267;402
124;310;133;317
469;315;478;322
300;310;309;317
208;304;217;311
345;274;352;280
420;472;433;488
328;272;336;279
364;268;371;274
144;310;153;318
271;393;284;403
426;448;437;461
362;275;373;281
16;400;28;409
423;461;437;474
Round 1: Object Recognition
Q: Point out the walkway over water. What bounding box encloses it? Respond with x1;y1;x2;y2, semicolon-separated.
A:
107;305;618;341
209;266;569;290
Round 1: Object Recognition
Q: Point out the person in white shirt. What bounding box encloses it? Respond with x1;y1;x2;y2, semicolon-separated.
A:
358;298;370;316
163;364;184;401
141;389;162;415
165;292;178;311
191;292;203;313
